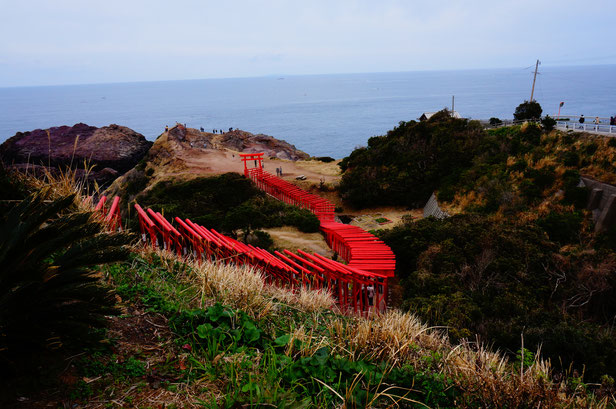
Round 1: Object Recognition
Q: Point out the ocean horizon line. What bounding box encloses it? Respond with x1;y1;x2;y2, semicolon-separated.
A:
2;62;615;89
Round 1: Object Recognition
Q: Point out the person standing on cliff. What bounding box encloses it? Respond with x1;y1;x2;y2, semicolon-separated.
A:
165;125;168;132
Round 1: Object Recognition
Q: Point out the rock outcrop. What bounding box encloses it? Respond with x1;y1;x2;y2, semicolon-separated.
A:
162;125;309;161
0;123;152;183
107;124;313;200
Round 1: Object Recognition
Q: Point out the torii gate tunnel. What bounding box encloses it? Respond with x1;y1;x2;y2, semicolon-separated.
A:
133;203;388;314
125;151;396;315
240;153;396;278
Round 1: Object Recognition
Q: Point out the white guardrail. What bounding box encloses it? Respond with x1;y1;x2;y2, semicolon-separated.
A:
483;117;616;135
555;121;616;134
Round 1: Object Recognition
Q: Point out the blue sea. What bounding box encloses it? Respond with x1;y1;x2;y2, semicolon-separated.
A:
1;65;615;158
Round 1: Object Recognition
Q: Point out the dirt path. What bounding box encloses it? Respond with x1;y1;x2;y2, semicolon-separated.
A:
178;147;341;185
262;226;334;257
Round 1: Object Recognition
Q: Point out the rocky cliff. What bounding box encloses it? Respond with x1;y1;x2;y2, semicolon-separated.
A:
159;125;309;161
0;123;152;183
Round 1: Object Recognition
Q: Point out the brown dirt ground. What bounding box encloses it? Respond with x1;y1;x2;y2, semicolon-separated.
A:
345;207;423;232
263;226;334;257
169;147;341;185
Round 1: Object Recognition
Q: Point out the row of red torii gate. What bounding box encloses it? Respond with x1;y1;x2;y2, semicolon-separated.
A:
96;153;396;314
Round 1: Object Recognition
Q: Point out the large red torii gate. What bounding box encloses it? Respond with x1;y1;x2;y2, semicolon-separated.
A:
240;152;264;177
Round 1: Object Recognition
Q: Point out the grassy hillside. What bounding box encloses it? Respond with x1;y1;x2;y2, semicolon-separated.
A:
2;152;616;407
339;113;616;383
20;248;609;408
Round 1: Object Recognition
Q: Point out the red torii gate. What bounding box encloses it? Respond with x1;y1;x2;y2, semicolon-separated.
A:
240;152;264;177
94;195;123;231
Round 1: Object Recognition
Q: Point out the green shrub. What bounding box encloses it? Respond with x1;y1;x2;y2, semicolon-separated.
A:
124;170;149;196
315;156;335;163
285;209;320;233
509;159;528;172
541;115;556;131
562;171;588;209
564;187;589;209
0;192;130;378
520;179;542;201
514;100;542;121
584;142;598;156
536;211;583;244
338;111;484;208
135;174;319;235
251;230;274;250
562;150;580;166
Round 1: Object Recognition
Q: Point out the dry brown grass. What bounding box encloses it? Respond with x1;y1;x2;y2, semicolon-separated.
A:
294;158;342;178
263;226;334;257
127;244;611;407
144;247;337;317
19;161;100;212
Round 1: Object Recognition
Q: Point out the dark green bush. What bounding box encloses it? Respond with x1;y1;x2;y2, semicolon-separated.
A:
315;156;335;163
509;159;528;173
520;179;542;201
338;111;484;208
562;150;580;166
584;142;598;156
251;230;274;250
135;173;319;236
542;115;557;131
514;100;543;121
0;192;130;378
285;208;320;233
564;187;589;209
536;211;583;244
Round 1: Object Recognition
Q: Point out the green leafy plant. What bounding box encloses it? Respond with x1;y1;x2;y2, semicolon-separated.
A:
0;191;130;377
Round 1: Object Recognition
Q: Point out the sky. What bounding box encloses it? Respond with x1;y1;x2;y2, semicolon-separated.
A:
1;0;615;87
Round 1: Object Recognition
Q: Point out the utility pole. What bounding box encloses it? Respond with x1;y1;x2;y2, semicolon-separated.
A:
451;95;455;117
530;59;540;102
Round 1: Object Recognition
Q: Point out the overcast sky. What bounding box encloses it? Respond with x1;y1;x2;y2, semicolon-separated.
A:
1;0;615;87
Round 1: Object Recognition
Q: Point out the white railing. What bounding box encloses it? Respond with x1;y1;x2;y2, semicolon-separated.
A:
555;121;616;135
